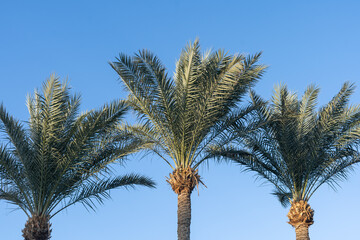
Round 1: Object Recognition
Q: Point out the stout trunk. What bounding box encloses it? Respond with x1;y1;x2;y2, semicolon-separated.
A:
167;167;201;240
177;190;191;240
295;224;310;240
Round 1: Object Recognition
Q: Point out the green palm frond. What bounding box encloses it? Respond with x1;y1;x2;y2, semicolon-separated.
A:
50;174;155;217
272;190;292;207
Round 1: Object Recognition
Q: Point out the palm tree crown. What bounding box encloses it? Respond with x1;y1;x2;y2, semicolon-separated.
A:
110;39;266;240
110;39;265;173
0;75;155;240
212;82;360;239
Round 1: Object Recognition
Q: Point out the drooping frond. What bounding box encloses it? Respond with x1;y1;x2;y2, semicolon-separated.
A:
272;190;292;207
50;174;155;217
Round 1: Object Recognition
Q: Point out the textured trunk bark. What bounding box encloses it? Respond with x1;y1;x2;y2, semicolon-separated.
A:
22;215;52;240
295;224;310;240
177;190;191;240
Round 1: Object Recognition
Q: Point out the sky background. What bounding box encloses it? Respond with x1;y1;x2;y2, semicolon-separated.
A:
1;1;360;239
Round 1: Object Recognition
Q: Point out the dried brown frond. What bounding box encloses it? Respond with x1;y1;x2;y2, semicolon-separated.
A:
166;166;206;194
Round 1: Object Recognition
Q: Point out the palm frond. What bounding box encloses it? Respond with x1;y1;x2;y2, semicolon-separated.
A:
50;174;155;217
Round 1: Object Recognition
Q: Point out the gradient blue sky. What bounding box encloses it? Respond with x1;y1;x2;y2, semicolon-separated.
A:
1;1;360;239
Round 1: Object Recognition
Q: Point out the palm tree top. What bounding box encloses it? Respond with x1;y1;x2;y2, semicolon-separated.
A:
0;75;155;219
214;82;360;206
110;39;266;170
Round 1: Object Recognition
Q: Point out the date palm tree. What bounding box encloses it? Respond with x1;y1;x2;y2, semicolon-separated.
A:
0;75;155;240
211;83;360;240
110;39;266;240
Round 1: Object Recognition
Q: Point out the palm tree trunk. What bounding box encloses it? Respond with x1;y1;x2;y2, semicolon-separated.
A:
167;167;201;240
22;215;52;240
177;190;191;240
295;224;310;240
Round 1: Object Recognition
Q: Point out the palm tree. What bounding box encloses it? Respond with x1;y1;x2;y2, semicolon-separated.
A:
211;83;360;240
0;75;155;240
110;39;266;240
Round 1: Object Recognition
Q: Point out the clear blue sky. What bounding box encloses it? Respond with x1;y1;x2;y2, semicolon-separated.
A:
1;1;360;239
